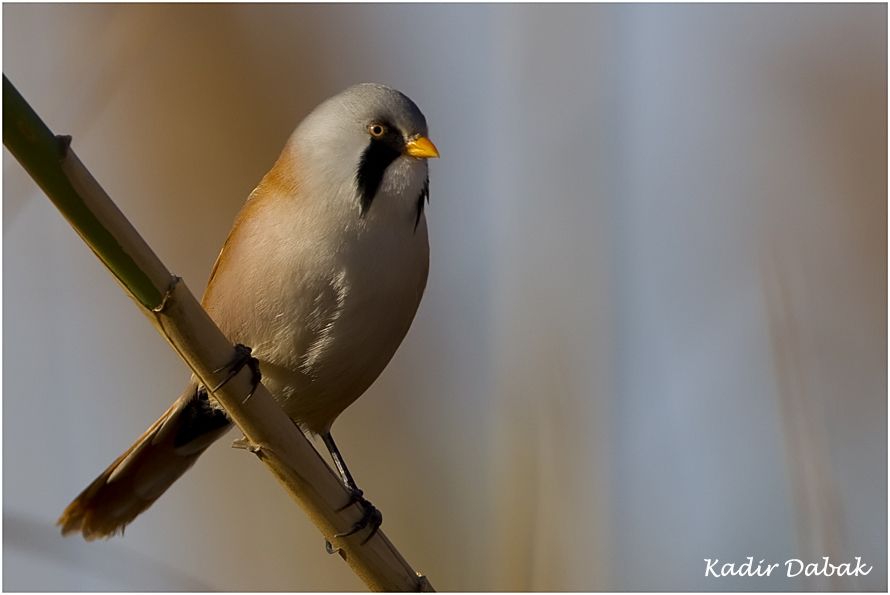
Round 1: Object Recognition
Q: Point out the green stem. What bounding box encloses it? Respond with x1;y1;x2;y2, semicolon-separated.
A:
2;74;162;308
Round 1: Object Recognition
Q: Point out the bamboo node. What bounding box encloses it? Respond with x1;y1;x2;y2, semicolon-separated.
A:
232;436;267;456
151;275;182;313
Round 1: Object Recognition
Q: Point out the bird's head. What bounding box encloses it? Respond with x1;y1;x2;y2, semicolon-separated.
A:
288;83;438;220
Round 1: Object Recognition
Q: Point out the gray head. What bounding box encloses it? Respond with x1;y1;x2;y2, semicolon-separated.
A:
289;83;438;220
337;83;429;140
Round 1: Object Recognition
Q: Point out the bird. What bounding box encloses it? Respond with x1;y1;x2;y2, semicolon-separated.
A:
57;83;438;540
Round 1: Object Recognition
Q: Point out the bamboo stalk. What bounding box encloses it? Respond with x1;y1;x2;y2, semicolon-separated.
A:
3;74;433;592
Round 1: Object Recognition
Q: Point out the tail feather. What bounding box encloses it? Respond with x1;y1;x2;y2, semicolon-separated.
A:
58;384;231;540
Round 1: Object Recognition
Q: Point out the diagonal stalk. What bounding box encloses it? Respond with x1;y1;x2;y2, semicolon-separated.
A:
3;74;433;592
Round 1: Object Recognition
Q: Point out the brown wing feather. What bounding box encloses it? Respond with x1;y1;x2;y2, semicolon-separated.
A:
202;144;302;307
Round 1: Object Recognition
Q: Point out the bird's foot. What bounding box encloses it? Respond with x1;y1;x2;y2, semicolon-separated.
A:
324;488;383;553
211;343;262;403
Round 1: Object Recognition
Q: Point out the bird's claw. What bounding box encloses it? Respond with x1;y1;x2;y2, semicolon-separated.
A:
335;490;383;545
211;343;261;402
324;489;383;553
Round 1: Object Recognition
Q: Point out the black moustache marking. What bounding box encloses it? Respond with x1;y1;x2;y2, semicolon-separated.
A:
356;138;402;215
414;176;429;231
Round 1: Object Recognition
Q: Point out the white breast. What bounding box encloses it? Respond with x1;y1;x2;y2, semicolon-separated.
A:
204;157;430;434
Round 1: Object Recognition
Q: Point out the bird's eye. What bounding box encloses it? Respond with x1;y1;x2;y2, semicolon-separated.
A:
368;123;386;138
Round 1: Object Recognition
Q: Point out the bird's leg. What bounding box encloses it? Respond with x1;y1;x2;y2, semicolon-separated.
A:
210;343;262;403
322;432;383;547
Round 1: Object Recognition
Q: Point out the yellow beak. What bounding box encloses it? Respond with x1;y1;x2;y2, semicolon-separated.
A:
405;136;440;159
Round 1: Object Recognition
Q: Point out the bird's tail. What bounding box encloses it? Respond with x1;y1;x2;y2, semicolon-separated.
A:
58;384;232;540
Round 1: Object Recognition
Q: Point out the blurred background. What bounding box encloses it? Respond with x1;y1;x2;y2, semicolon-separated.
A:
3;3;886;591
